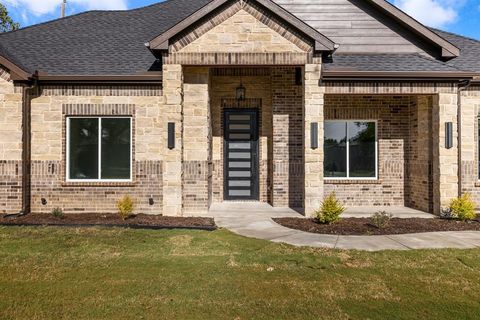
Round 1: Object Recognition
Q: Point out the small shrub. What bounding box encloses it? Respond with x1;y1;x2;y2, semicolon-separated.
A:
117;196;134;220
315;192;345;224
51;207;64;219
370;211;393;229
449;193;476;221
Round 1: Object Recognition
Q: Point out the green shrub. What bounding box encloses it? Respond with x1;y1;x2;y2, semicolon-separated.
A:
449;193;476;221
117;196;134;220
370;211;393;229
51;207;64;219
315;192;345;224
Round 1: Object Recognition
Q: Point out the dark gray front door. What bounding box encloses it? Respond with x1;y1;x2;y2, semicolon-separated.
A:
224;109;259;200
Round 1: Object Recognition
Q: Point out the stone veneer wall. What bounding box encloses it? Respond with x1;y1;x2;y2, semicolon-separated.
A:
324;95;433;209
29;85;164;214
0;67;23;214
182;67;211;215
460;86;480;207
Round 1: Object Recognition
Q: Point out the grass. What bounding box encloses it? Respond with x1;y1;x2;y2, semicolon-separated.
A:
0;227;479;319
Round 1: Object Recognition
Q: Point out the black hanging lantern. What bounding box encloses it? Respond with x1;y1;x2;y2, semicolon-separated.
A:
236;82;246;101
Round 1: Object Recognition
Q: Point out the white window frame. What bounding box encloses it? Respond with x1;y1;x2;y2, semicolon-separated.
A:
324;120;378;181
66;116;133;183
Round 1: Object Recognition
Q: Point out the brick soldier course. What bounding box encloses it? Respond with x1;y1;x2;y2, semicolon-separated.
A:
0;0;479;217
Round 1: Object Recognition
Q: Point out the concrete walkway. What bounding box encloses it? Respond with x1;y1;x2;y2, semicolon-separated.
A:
209;202;480;251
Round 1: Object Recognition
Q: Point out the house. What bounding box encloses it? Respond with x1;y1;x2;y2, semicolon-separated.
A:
0;0;479;217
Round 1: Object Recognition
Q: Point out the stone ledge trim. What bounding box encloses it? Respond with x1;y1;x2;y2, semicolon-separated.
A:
163;52;315;65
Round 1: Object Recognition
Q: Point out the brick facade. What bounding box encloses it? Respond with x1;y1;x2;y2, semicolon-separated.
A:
324;95;433;211
29;85;164;214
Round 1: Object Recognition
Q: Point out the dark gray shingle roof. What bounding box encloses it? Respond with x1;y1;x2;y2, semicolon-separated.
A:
0;0;479;76
0;0;210;75
323;53;461;73
431;29;480;72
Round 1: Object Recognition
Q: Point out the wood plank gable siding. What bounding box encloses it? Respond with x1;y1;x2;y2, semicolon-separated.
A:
274;0;428;54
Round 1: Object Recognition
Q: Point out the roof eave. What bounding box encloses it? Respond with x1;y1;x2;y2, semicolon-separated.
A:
322;70;477;81
36;73;163;84
0;55;32;81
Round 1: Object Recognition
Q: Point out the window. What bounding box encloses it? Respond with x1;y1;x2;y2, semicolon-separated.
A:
67;117;132;181
324;121;377;179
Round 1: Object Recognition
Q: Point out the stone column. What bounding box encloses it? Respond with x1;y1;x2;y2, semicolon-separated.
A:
432;92;458;214
182;67;211;215
162;64;184;216
304;64;324;217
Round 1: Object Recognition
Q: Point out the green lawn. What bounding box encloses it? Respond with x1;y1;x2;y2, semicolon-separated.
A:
1;227;479;319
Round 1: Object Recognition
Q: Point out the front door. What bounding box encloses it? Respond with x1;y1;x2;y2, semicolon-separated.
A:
224;109;259;200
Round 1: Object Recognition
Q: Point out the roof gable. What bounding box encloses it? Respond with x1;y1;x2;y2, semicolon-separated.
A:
148;0;336;52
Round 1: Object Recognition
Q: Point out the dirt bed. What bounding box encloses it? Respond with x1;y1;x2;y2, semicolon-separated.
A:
273;217;480;236
1;213;216;230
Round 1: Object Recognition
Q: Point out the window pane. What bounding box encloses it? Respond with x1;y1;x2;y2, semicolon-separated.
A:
348;122;376;178
69;118;99;180
101;118;131;180
324;122;347;177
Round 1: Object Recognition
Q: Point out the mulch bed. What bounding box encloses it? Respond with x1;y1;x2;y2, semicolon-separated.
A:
273;217;480;236
0;213;216;231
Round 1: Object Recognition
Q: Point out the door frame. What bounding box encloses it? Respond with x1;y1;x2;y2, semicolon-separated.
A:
223;108;260;201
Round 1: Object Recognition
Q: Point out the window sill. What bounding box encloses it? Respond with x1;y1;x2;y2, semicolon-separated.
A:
62;181;136;187
325;179;380;185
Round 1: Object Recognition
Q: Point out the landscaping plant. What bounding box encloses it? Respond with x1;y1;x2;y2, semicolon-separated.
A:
117;196;134;220
51;207;64;219
449;193;477;221
315;192;345;224
370;211;393;229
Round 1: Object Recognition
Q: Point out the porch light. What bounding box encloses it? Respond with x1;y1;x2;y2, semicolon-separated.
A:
236;82;246;101
445;122;453;149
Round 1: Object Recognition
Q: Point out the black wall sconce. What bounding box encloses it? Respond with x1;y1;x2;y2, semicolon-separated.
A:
311;123;319;150
236;82;246;101
168;122;175;150
295;67;303;86
41;198;47;206
445;122;453;149
149;197;155;206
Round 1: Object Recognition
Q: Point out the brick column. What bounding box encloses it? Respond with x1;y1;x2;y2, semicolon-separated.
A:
432;92;458;214
162;64;184;216
182;67;211;215
304;64;324;217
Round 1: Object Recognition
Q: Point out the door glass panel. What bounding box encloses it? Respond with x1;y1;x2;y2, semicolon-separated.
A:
229;180;251;187
229;133;250;140
229;115;250;121
229;152;251;159
348;122;376;178
229;190;251;196
229;124;250;130
229;142;251;149
229;171;251;178
324;122;347;178
229;162;251;168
